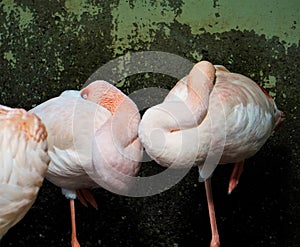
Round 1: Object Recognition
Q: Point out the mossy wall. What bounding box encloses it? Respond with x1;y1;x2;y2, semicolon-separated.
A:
0;1;299;246
0;0;299;104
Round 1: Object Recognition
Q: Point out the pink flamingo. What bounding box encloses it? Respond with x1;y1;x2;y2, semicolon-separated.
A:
0;105;49;239
30;80;142;247
138;61;284;247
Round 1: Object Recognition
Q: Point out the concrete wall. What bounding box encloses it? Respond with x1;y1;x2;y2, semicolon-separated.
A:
0;1;299;246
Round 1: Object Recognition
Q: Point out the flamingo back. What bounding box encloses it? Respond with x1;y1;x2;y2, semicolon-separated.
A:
198;65;284;164
139;61;284;173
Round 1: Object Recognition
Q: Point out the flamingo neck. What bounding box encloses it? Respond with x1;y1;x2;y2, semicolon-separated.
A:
138;61;215;167
109;96;141;148
91;95;142;194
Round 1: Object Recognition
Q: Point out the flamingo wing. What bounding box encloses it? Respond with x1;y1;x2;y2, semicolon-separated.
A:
0;105;49;238
209;67;277;163
30;91;111;190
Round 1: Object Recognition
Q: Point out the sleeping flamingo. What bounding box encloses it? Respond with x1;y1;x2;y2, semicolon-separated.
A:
138;61;284;247
30;80;142;247
0;105;49;239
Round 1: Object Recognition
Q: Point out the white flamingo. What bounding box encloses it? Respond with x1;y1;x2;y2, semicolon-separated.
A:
0;105;49;239
138;61;284;246
30;80;142;247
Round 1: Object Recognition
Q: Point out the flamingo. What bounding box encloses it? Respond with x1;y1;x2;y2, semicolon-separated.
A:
0;105;49;239
30;80;142;247
138;61;284;246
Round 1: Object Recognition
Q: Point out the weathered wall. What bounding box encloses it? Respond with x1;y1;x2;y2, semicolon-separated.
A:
0;1;299;246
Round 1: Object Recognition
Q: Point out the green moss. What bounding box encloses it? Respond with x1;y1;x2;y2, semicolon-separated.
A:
64;0;102;21
262;75;277;97
55;52;65;73
190;50;203;61
1;0;34;32
3;50;16;68
18;6;33;31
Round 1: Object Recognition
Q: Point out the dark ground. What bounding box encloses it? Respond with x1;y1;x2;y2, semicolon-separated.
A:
0;1;299;247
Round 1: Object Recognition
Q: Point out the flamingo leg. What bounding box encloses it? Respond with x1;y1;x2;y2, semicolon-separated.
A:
70;199;80;247
228;161;244;194
76;189;98;209
205;178;220;247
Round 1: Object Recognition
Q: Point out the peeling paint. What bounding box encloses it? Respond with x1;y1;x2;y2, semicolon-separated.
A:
51;0;104;37
64;0;101;21
110;0;177;56
178;0;299;48
109;0;299;56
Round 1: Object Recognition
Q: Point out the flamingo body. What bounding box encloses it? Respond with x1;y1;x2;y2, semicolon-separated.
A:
30;80;142;246
30;89;111;194
0;105;49;238
138;61;284;247
139;63;283;171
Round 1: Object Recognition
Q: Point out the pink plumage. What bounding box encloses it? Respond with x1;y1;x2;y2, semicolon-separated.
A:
0;105;49;239
138;61;284;247
30;80;142;247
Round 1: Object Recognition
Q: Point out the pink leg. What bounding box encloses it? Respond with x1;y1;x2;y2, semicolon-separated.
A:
76;189;98;209
228;161;244;194
205;178;220;247
70;199;81;247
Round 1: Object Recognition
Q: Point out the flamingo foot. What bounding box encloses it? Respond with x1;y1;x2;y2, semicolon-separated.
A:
210;238;220;247
204;178;220;247
228;161;244;194
70;199;81;247
71;235;80;247
76;189;98;209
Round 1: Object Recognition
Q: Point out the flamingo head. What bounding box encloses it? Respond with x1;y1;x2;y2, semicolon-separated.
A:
80;80;125;113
